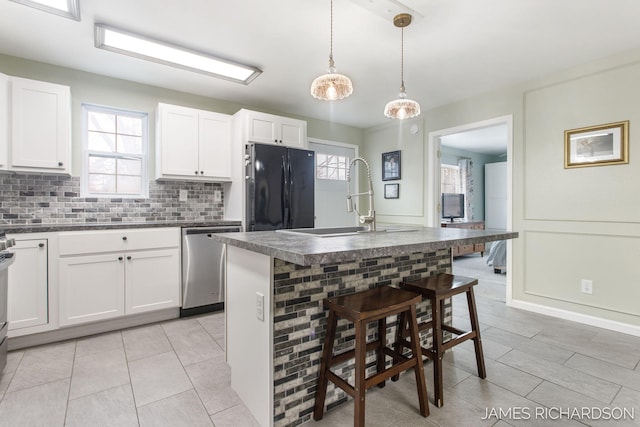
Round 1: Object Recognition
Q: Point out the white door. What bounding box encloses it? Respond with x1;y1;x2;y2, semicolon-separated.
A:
124;248;181;314
158;104;199;177
10;76;70;172
58;254;125;326
8;239;48;330
308;140;357;228
485;162;507;230
199;111;232;179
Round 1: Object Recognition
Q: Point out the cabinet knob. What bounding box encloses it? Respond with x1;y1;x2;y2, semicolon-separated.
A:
195;171;198;175
200;171;204;175
127;256;132;260
58;161;64;167
118;256;123;261
122;236;127;241
38;243;45;248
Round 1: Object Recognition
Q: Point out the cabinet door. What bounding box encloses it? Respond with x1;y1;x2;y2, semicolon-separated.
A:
125;249;180;314
246;111;278;145
10;76;70;173
157;103;200;177
278;117;306;148
199;111;232;180
8;239;48;330
0;73;8;170
59;254;125;326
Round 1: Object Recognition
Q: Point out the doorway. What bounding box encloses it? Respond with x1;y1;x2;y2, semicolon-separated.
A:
308;139;358;228
427;115;513;303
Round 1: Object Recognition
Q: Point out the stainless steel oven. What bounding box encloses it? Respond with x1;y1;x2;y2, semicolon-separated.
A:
0;231;16;371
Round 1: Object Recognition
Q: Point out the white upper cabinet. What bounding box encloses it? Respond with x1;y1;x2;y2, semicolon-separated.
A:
0;73;8;170
10;76;71;174
239;109;307;148
156;103;232;181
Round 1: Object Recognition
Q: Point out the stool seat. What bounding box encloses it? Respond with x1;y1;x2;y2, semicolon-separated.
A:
401;273;478;297
314;286;429;426
395;273;486;408
324;286;423;320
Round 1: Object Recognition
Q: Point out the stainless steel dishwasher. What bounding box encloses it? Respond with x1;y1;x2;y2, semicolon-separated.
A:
181;226;241;317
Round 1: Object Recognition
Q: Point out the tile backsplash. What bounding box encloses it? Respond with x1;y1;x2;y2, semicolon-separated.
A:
0;173;224;224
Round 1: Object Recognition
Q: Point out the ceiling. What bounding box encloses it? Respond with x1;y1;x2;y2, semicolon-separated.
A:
440;124;507;156
2;0;640;129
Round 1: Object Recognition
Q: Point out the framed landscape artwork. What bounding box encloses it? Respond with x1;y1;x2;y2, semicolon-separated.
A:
564;121;629;168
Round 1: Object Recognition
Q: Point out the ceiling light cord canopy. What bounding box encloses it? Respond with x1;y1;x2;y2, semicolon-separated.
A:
310;0;353;101
384;13;420;120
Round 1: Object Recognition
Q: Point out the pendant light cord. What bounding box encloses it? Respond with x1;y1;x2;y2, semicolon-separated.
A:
329;0;334;64
400;25;405;90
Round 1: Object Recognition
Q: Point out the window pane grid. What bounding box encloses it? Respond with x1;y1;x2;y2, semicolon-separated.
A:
316;153;349;181
83;104;147;197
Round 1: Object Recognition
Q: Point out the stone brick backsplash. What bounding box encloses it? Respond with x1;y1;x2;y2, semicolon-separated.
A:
0;173;224;224
272;249;452;427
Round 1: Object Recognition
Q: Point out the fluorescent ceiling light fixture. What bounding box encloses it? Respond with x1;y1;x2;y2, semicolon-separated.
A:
10;0;80;21
94;24;262;85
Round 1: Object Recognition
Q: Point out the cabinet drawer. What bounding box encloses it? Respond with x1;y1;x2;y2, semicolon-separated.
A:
59;228;179;256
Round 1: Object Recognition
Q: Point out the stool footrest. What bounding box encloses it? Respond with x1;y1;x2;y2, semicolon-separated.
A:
328;340;384;367
441;330;477;352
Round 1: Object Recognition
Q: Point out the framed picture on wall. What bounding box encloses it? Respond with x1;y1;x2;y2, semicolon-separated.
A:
564;121;629;168
384;183;399;199
382;150;401;180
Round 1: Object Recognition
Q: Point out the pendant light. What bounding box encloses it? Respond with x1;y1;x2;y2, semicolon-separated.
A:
310;0;353;101
384;13;421;120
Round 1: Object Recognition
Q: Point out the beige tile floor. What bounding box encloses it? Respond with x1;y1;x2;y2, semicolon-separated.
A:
1;254;639;426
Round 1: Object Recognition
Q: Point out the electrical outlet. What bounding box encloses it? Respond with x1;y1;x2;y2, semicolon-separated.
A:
256;292;264;321
581;279;593;295
214;190;222;202
179;189;188;202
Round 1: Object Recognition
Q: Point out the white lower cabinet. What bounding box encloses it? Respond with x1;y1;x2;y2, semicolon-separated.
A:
58;228;181;327
8;239;49;330
59;253;125;326
125;249;180;315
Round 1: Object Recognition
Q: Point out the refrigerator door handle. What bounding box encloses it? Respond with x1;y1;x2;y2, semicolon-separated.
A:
281;156;289;227
288;161;294;228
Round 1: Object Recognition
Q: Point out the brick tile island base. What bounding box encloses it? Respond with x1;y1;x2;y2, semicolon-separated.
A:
216;226;517;427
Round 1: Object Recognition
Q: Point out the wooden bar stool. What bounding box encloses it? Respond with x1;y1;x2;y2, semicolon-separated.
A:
313;286;429;427
394;273;486;407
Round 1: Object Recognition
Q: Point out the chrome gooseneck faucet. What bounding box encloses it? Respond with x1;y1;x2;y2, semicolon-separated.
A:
346;157;376;231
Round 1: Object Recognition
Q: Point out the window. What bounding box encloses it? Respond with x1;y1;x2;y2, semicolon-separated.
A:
316;153;349;181
82;104;148;198
441;164;462;194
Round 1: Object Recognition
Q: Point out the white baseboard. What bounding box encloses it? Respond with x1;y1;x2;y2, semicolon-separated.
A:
508;299;640;337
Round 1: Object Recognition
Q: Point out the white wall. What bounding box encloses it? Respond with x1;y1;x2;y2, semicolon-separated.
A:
361;118;425;226
364;47;640;332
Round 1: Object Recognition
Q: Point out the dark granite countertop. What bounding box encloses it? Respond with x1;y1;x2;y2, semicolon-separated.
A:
212;226;518;266
2;220;242;234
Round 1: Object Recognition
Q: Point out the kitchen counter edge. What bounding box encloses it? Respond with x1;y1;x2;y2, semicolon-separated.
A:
2;220;242;234
212;227;518;266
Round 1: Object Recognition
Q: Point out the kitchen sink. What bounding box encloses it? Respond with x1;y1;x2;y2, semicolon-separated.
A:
276;226;418;237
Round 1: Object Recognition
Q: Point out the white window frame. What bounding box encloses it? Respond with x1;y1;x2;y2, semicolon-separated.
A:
316;153;350;181
81;103;149;198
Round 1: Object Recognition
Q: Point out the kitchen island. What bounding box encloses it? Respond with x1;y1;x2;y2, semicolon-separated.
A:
212;226;517;427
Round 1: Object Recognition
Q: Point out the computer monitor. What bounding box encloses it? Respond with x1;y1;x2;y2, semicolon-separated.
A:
442;193;465;222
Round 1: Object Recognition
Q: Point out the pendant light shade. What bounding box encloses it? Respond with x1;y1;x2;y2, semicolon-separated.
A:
384;14;420;119
310;0;353;101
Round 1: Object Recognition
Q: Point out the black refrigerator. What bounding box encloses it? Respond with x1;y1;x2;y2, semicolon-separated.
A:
245;143;315;231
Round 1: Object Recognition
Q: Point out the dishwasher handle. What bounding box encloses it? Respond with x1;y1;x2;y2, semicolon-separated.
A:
183;227;241;235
